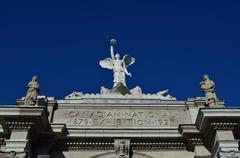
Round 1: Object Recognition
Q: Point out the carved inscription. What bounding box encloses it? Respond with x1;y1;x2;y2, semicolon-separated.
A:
64;109;188;128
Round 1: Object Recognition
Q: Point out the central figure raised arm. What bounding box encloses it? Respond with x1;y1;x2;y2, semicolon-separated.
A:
100;39;135;88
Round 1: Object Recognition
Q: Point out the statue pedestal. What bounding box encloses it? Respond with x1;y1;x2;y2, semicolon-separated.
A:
110;83;131;95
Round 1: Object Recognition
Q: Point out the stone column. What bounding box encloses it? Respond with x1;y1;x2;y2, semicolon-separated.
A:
5;122;33;158
212;130;239;158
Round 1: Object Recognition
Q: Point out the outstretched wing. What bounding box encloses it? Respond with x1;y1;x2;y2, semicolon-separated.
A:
99;58;114;70
123;55;135;67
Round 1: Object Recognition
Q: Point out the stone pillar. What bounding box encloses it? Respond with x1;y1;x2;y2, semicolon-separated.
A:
114;139;131;158
5;122;33;158
45;97;57;123
212;130;239;158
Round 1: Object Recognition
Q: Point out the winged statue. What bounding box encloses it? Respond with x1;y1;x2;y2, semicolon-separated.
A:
99;39;135;88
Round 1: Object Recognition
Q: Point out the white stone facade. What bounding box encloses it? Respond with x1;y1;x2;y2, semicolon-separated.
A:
0;95;238;158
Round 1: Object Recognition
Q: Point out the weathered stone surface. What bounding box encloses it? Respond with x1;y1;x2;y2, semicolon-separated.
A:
200;74;219;106
1;91;240;158
53;108;191;128
0;97;240;158
24;76;40;106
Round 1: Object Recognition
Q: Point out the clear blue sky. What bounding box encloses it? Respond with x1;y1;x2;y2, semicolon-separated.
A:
0;1;239;106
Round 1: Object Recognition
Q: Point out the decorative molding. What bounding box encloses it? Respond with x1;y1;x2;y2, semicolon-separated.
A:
57;139;188;151
131;141;186;150
6;121;34;130
59;139;115;150
210;122;238;130
65;89;177;101
195;108;240;132
0;106;46;116
66;129;181;138
217;150;240;158
114;139;130;158
189;137;203;146
67;142;114;150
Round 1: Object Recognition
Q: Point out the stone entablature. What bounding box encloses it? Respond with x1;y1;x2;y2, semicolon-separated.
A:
0;96;238;158
55;108;190;128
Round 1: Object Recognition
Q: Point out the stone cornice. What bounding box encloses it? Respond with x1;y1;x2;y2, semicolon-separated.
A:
131;141;186;150
195;108;240;132
210;122;238;130
5;121;34;130
0;106;47;116
66;141;115;150
0;106;49;133
56;138;187;151
65;128;181;138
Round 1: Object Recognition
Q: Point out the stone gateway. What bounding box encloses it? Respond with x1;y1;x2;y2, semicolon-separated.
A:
0;40;239;158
